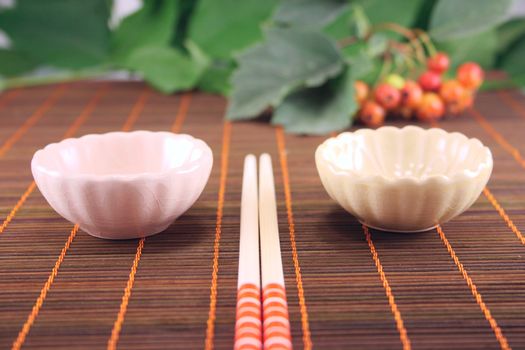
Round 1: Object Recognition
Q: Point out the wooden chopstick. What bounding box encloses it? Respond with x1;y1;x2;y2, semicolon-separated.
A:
259;153;293;350
234;154;262;350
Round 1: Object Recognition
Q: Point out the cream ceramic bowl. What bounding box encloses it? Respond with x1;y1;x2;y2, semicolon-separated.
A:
316;126;493;232
32;131;213;239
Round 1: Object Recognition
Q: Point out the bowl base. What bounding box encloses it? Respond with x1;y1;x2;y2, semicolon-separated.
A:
359;221;438;233
80;222;173;240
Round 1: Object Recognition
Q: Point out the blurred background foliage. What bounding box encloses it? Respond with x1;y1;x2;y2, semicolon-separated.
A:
0;0;524;132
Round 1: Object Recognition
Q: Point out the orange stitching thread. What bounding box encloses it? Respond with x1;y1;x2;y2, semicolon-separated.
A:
9;86;110;349
63;85;109;139
498;91;525;121
107;88;189;349
122;89;150;132
0;85;110;236
171;92;192;133
0;88;22;111
483;187;525;246
10;86;143;350
0;85;67;157
275;127;313;350
363;225;411;350
431;121;525;245
12;225;79;350
468;108;525;170
0;181;37;235
436;225;511;350
107;238;145;350
430;118;525;247
205;121;232;350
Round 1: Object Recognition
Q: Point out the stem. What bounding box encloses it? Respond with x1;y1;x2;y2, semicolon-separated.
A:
373;22;426;64
374;22;414;39
2;66;111;89
377;52;392;83
414;29;437;57
338;36;359;48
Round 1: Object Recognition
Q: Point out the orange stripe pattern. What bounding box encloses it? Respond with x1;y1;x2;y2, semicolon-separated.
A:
436;225;511;350
468;108;525;170
483;187;525;246
63;85;109;139
107;238;145;350
13;86;148;350
171;93;192;133
107;89;187;349
0;85;67;157
262;283;292;350
429;119;524;245
498;90;525;121
235;284;262;350
275;127;312;350
0;88;21;110
12;225;79;350
122;89;150;132
205;121;232;350
363;225;411;350
0;85;109;236
0;182;36;235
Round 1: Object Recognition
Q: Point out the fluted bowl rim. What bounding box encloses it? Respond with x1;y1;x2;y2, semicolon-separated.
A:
31;130;212;183
316;126;493;186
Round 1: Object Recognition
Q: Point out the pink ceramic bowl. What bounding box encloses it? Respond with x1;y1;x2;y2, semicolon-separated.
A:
31;131;213;239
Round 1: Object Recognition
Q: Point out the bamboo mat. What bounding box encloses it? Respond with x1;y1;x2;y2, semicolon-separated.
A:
0;81;524;350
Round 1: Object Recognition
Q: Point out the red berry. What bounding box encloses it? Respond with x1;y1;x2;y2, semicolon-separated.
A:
395;106;413;120
354;80;369;104
384;74;405;89
400;80;423;108
416;93;445;121
460;90;474;110
374;83;401;110
457;62;484;90
360;101;385;127
427;52;450;74
418;71;442;92
440;80;465;115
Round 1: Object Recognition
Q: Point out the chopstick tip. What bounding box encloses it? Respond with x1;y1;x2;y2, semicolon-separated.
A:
260;153;271;162
244;154;257;163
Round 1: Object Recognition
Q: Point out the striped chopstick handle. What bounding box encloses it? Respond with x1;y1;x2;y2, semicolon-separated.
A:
262;283;292;350
235;283;262;350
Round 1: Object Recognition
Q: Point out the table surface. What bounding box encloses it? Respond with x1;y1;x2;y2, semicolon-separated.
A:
0;82;524;350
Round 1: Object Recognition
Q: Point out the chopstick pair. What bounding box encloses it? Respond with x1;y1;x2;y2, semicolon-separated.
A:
234;154;292;350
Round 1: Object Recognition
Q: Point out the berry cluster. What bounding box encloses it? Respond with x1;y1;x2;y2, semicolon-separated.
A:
356;53;484;127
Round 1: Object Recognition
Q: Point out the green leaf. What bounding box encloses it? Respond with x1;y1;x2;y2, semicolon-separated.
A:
272;69;357;135
367;33;388;57
354;0;425;27
186;40;232;95
188;0;277;60
430;0;516;41
111;0;179;62
323;6;353;40
198;62;234;95
0;0;110;68
227;28;344;120
0;49;37;77
185;40;211;69
496;19;525;53
501;36;525;87
273;0;349;29
346;51;377;81
124;46;206;93
325;1;424;41
437;30;498;70
324;4;371;41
